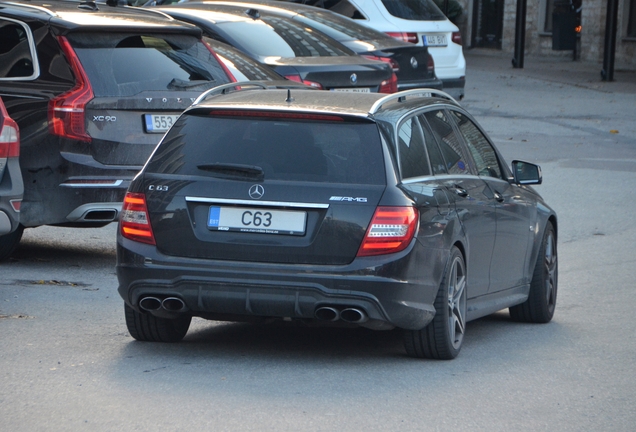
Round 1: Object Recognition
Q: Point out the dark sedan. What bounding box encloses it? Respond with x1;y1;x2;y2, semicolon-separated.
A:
197;0;443;91
153;3;398;93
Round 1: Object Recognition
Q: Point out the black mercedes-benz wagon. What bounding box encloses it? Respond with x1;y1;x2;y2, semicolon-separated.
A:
116;85;558;359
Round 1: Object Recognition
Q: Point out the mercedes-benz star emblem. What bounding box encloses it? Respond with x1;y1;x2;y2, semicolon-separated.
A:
350;73;358;84
410;57;418;69
249;184;264;200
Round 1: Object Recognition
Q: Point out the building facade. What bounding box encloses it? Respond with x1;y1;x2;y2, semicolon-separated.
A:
453;0;636;69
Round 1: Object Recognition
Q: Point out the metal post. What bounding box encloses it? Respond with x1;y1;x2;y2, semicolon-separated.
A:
512;0;528;68
601;0;619;81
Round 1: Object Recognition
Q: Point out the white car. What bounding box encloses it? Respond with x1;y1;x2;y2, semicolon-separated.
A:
294;0;466;99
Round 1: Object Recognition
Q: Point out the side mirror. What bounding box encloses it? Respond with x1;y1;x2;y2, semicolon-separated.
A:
511;160;542;185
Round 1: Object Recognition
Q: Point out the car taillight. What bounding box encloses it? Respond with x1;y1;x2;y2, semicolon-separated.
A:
357;206;418;257
0;104;19;158
48;36;94;142
284;74;324;89
379;73;398;94
362;55;400;72
203;40;237;83
120;192;156;245
427;54;435;75
386;32;419;44
452;31;463;45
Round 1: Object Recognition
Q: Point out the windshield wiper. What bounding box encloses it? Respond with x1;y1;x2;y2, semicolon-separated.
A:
197;163;264;181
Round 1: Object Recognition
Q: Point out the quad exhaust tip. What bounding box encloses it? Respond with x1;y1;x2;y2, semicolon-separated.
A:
315;306;368;324
139;296;187;313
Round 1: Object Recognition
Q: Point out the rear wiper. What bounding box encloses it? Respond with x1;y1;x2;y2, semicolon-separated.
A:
167;78;213;90
197;163;264;180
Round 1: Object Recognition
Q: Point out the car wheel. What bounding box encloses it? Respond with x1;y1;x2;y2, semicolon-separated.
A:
124;303;191;343
404;246;467;360
509;222;557;323
0;224;24;261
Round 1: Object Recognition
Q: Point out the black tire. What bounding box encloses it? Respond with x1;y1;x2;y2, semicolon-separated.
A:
124;303;191;342
404;246;467;360
0;224;23;261
509;222;557;323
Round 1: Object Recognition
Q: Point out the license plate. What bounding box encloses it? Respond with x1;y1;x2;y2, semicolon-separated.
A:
207;206;307;235
144;114;180;133
331;88;371;93
426;34;448;47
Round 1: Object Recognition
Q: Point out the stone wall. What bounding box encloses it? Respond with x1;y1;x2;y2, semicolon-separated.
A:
465;0;636;70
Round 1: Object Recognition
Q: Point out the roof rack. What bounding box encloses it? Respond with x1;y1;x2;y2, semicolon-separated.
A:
192;82;269;105
369;88;459;114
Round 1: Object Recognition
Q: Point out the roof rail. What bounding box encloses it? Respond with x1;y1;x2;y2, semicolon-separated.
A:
192;81;269;105
4;1;56;16
369;88;459;114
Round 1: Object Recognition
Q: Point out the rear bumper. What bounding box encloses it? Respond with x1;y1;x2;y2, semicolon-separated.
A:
117;237;443;331
440;77;466;100
397;76;444;91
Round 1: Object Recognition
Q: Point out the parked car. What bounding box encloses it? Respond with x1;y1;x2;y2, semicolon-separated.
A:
280;0;466;99
0;96;23;261
207;38;312;87
183;1;442;91
153;3;398;92
0;0;235;251
116;86;558;359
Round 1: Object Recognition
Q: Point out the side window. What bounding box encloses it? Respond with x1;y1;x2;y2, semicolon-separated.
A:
418;114;447;175
422;110;469;174
0;19;36;79
397;116;431;179
448;110;503;179
329;0;367;19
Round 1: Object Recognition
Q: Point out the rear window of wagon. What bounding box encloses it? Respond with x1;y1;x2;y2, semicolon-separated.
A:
146;115;386;185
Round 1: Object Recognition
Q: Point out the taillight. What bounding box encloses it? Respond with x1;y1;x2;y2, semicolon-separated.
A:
0;102;19;158
284;74;324;89
362;55;400;72
48;36;94;142
386;32;419;44
379;73;398;94
357;206;418;257
427;54;435;75
120;192;156;245
203;40;237;83
452;31;463;45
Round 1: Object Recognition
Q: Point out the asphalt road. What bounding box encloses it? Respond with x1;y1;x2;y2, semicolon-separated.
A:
1;52;635;431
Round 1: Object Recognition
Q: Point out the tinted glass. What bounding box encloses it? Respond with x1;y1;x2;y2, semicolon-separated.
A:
0;20;34;78
448;110;502;179
207;38;282;81
68;33;230;97
381;0;447;20
218;16;353;58
422;110;470;174
294;9;397;43
398;117;431;178
418;114;447;174
147;115;386;185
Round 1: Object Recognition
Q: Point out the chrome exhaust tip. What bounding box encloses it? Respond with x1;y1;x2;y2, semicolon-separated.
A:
139;296;162;311
340;308;368;324
162;297;187;312
314;306;340;322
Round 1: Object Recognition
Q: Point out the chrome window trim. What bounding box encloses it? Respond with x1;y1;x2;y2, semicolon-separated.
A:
185;197;329;209
0;17;40;81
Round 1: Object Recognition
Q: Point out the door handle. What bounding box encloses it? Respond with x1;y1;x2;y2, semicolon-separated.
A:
494;192;504;202
453;186;468;197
